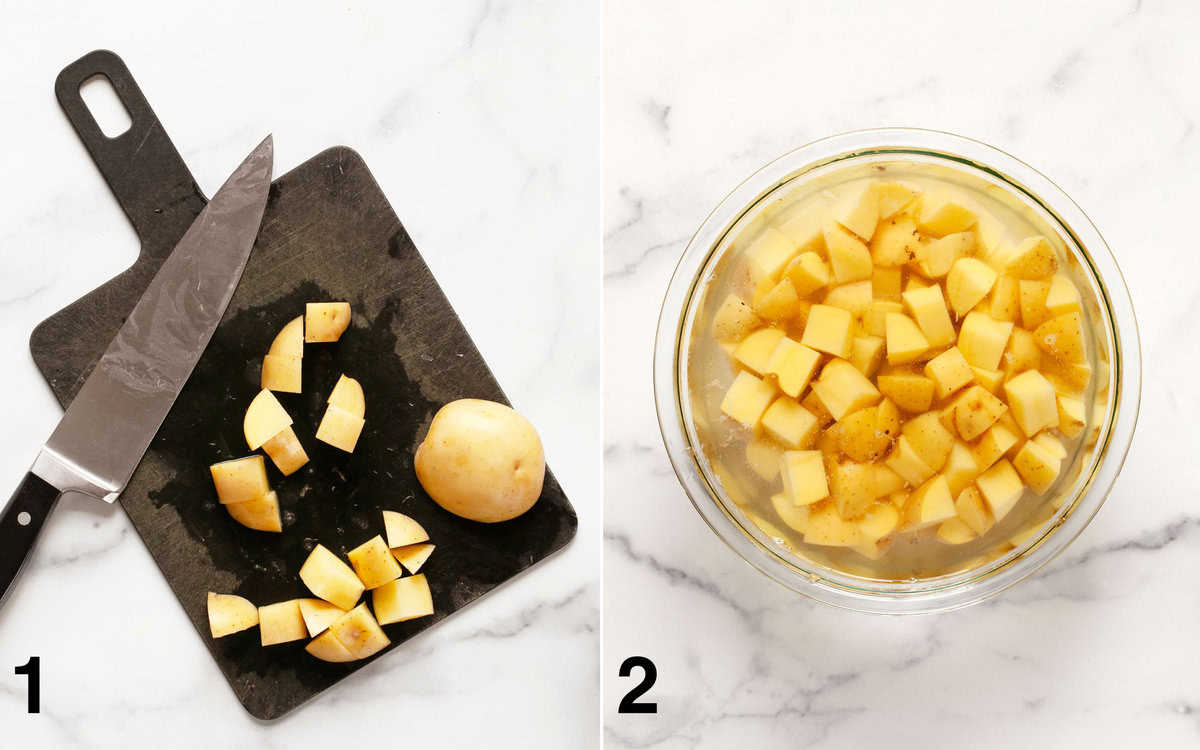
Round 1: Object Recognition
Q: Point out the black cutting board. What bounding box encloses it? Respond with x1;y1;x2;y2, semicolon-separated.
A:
29;50;577;720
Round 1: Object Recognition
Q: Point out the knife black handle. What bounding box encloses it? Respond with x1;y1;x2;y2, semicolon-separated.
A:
54;49;204;256
0;473;62;607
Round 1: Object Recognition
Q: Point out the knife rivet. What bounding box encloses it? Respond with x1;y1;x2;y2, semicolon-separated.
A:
16;512;31;527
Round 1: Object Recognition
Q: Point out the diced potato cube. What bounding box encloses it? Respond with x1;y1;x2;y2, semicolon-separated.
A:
946;257;998;318
866;300;904;336
764;337;822;398
829;458;877;519
944;442;980;496
745;227;798;285
1034;312;1086;364
210;455;269;505
1001;327;1041;380
373;574;434;625
258;600;308;646
924;347;974;399
869;214;921;267
1057;395;1086;437
305;302;352;343
244;389;294;451
872;267;902;301
1003;370;1058;436
328;603;391;659
955;485;994;536
770;493;811;533
1018;279;1052;329
761;397;819;449
347;535;404;590
745;438;783;481
774;206;827;253
1032;432;1067;460
837;404;891;462
857;501;901;542
1042;358;1093;396
783;252;831;297
916;231;973;278
801;390;834;427
903;475;956;530
958;312;1014;370
300;545;365;611
988;275;1020;322
873;463;906;496
971;366;1005;394
902;285;955;348
733;328;786;375
1045;274;1082;316
849;336;885;377
875;182;917;218
752;279;802;320
800;304;854;358
916;195;977;237
824;223;874;284
936;518;978;545
832;183;879;240
803;503;864;547
876;372;935;413
225;490;282;533
1004;236;1058;280
824;281;874;319
975;459;1025;521
262;354;302;393
780;451;829;506
900;412;955;471
712;294;762;342
720;371;777;429
885;313;930;364
261;426;310;476
811;359;881;421
885;435;936;486
316;403;366;452
1013;441;1062;494
970;423;1019;471
955;385;1008;441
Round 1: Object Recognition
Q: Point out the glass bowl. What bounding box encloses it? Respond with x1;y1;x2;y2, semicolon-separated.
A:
653;128;1140;614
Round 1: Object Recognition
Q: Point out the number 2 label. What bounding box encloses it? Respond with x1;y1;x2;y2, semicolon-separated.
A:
617;656;657;714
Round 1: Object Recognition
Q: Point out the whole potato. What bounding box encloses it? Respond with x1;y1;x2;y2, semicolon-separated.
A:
414;399;545;523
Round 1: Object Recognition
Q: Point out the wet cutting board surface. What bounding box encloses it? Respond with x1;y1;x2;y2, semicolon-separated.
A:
30;50;577;720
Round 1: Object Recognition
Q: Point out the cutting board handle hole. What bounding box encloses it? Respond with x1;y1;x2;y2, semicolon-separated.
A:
79;75;132;139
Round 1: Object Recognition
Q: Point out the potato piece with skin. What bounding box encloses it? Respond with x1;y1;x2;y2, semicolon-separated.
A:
316;403;366;452
373;574;434;625
824;223;874;284
829;458;877;520
837;401;896;462
877;372;935;413
1004;370;1059;436
901;412;955;471
415;399;546;523
780;450;829;506
259;600;308;646
261;354;302;393
869;214;921;267
924;347;974;399
1034;312;1086;364
857;501;901;541
225;490;282;533
305;302;352;343
327;375;365;418
947;257;998;318
885;313;929;365
903;475;956;530
300;544;365;611
783;252;831;297
347;535;403;589
1013;441;1062;494
210;455;269;505
976;459;1025;521
958;312;1014;370
955;385;1008;442
297;598;347;637
305;630;358;663
1057;395;1086;437
916;195;977;237
885;436;936;487
944;442;980;497
761;397;819;449
261;426;309;476
1019;279;1053;329
916;231;973;279
244;389;294;451
800;304;854;358
1045;274;1082;316
801;390;835;428
207;592;259;638
712;294;762;342
765;337;822;398
753;279;802;321
382;510;429;548
1001;328;1041;380
988;276;1020;322
936;518;978;545
803;503;864;547
391;543;435;574
771;493;811;533
721;371;777;428
1042;358;1092;396
268;315;305;357
328;603;391;659
811;359;881;421
902;285;955;348
1032;431;1067;460
1005;236;1058;280
971;423;1019;471
955;485;994;536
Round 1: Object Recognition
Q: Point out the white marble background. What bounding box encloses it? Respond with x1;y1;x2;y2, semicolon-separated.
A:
0;1;600;747
605;0;1198;747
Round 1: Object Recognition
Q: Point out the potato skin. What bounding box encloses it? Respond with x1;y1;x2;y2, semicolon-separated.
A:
415;399;545;523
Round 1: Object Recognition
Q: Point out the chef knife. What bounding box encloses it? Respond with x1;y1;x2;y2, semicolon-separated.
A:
0;135;273;606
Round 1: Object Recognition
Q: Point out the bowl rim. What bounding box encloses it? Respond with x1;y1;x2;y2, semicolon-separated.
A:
652;127;1142;614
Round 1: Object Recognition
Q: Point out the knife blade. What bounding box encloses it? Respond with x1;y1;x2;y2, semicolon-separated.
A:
0;135;273;606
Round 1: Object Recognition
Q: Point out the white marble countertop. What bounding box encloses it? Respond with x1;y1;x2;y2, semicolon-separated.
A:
605;0;1196;747
0;2;599;747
